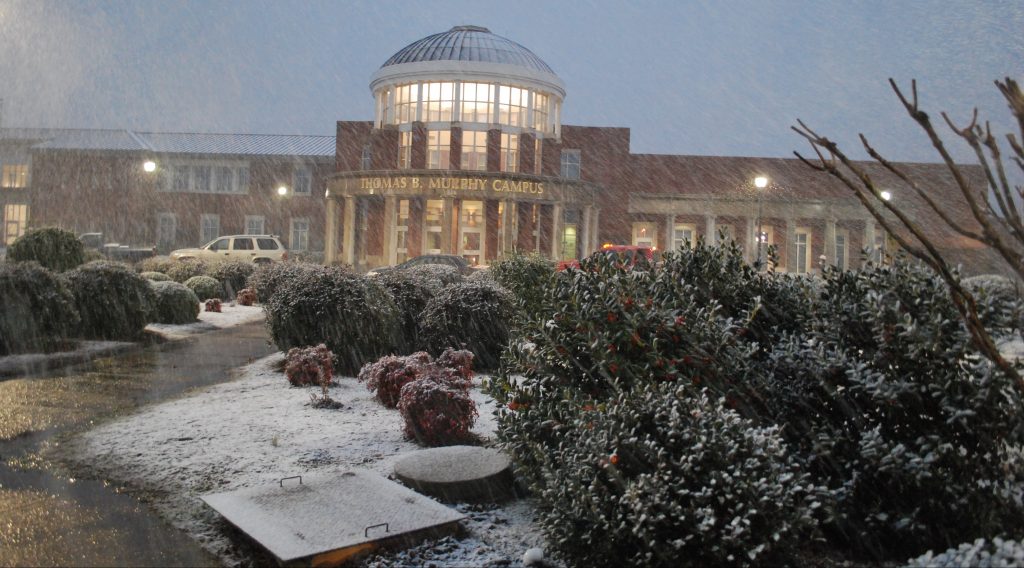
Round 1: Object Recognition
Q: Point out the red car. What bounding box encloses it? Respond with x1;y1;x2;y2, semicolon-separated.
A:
557;244;655;271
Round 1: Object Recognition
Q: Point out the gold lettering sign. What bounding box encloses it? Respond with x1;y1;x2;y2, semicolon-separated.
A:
350;175;545;196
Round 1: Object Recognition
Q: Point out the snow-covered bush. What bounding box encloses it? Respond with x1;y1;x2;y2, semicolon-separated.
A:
374;270;436;353
0;261;80;355
141;271;171;282
184;275;221;301
963;273;1023;330
149;280;199;324
166;258;209;283
489;252;555;325
64;260;155;340
466;267;495;284
907;537;1024;567
266;266;399;375
404;264;463;294
204;298;222;312
208;260;255;298
358;352;433;408
7;227;85;272
135;256;175;275
285;343;334;387
398;373;478;447
436;347;474;379
418;280;515;370
247;261;323;305
236;287;257;306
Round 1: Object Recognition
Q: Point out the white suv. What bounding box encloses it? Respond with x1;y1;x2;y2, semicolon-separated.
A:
170;235;288;264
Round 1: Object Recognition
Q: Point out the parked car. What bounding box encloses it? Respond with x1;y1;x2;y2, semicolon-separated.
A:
79;232;158;262
169;235;288;264
367;254;476;276
557;244;655;271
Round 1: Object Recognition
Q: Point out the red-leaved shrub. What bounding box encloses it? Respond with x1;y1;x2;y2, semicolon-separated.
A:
285;343;334;387
236;287;257;306
436;347;474;379
397;373;478;446
205;298;222;312
357;352;432;408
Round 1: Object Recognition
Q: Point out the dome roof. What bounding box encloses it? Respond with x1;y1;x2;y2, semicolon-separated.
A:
381;26;556;75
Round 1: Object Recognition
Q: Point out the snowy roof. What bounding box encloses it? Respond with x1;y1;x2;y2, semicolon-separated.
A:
381;26;556;75
7;128;334;158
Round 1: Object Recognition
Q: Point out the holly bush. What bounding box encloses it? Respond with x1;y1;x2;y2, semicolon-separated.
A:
149;280;199;324
141;271;171;282
374;270;436;354
208;260;255;298
64;260;155;340
166;258;209;283
398;372;477;447
184;275;221;301
419;280;516;370
0;261;80;355
489;252;556;327
404;264;463;294
285;343;334;387
247;261;320;305
266;266;399;375
7;227;85;272
135;256;175;275
907;537;1024;567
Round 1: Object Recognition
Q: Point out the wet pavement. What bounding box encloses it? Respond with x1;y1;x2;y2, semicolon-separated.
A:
0;321;276;567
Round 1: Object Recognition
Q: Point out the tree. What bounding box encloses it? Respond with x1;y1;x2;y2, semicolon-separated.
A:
792;78;1024;389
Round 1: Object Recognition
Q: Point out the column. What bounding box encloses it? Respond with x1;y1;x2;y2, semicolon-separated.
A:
550;203;563;260
864;221;877;266
664;215;675;252
581;205;594;257
441;197;454;254
591;207;600;253
325;197;338;264
745;217;757;263
343;195;356;266
824;219;837;269
785;219;797;272
705;214;717;246
500;199;516;256
383;195;397;265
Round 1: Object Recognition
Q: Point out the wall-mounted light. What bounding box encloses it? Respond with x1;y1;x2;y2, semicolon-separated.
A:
277;186;288;196
880;190;892;201
143;160;157;173
754;176;768;188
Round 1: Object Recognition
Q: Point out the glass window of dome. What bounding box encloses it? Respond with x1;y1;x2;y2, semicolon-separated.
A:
462;131;487;171
501;133;518;172
460;82;493;123
380;81;556;131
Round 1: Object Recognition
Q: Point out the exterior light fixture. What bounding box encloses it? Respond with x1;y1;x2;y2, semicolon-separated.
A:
277;186;288;196
754;176;769;265
880;190;892;201
143;160;157;173
754;176;768;188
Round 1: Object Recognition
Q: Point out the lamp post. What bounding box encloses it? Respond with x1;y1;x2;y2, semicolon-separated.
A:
754;176;768;264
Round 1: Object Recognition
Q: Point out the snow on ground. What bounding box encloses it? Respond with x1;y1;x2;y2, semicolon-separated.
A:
58;353;554;567
145;303;265;340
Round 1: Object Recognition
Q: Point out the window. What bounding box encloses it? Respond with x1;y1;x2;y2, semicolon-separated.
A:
215;166;233;193
193;165;211;192
3;203;28;244
501;133;518;173
156;212;176;249
794;228;812;274
561;224;577;261
361;145;372;170
245;215;265;235
560;149;581;179
237;166;249;192
534;138;542;174
425;199;443;254
427;130;451;170
632;222;656;248
756;226;774;263
200;214;220;244
209;237;230;251
533;92;549;132
290;218;310;252
498;86;527;127
460;82;494;124
460;200;484;265
293;166;312;195
461;131;487;171
394;83;418;124
398;131;412;170
233;237;254;250
2;164;28;188
673;223;697;250
173;166;190;191
395;199;410;263
165;162;248;194
835;231;847;270
423;82;454;122
257;238;279;250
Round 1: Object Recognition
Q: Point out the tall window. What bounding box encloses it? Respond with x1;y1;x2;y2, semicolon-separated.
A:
200;214;220;245
2;164;28;188
215;166;233;193
534;138;542;174
423;82;454;122
166;163;248;194
394;84;418;124
460;200;484;265
500;133;519;172
3;203;28;244
290;218;310;252
293;166;312;195
561;224;577;261
460;82;494;123
193;166;211;192
461;131;487;171
395;199;410;263
756;226;774;263
425;199;443;253
560;149;581;179
533;92;549;132
498;85;527;126
237;166;249;192
245;215;265;235
835;231;847;270
673;223;696;250
361;145;372;170
398;131;412;170
632;222;656;248
794;228;812;274
156;213;176;250
173;166;190;191
427;130;451;170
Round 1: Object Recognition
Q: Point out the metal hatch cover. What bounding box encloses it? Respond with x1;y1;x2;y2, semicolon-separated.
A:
201;469;465;566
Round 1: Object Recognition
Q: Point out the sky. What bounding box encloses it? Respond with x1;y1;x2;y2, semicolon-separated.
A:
1;0;1021;163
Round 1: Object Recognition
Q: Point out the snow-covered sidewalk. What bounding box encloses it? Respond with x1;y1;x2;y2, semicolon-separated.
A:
58;354;552;567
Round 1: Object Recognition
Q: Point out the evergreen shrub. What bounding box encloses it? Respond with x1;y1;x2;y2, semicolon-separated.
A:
489;252;555;325
149;280;199;324
265;266;399;375
208;260;255;298
135;256;175;275
963;273;1023;330
358;348;474;408
64;260;155;340
374;270;436;353
167;258;209;283
7;227;85;272
285;343;334;387
0;261;80;355
184;275;221;301
907;537;1024;567
397;372;477;447
404;264;463;293
247;261;323;305
419;280;515;370
141;271;171;282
